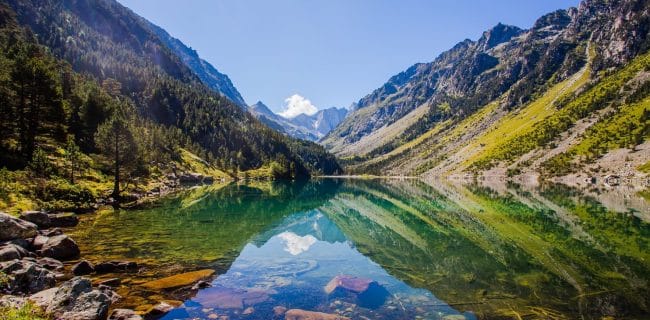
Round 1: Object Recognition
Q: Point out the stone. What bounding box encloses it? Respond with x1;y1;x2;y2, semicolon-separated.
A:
0;243;30;261
41;228;63;237
192;279;211;290
37;234;80;260
0;212;38;241
141;269;214;290
109;309;143;320
32;235;50;250
1;259;56;294
37;257;64;271
98;278;121;287
325;275;373;294
243;307;255;315
19;211;51;228
146;302;175;317
72;260;95;275
95;261;138;274
29;277;114;320
324;275;389;309
48;212;80;227
284;309;350;320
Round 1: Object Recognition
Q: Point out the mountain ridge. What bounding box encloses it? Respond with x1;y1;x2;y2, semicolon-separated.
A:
325;0;650;185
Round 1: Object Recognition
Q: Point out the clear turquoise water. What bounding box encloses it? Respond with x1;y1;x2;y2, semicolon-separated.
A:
70;179;650;319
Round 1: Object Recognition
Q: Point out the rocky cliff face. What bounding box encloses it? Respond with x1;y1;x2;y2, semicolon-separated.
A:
323;0;650;166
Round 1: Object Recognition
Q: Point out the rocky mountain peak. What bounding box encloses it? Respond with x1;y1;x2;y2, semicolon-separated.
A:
477;23;523;50
532;9;572;31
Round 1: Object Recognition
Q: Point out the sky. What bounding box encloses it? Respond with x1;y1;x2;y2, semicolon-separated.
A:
118;0;579;116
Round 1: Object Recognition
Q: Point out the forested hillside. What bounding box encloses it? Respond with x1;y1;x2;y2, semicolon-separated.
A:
0;0;340;213
324;0;649;185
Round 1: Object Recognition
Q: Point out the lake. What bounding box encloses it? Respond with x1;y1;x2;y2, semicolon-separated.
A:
68;178;650;319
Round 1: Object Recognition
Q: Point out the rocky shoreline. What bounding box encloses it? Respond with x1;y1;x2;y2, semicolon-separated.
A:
0;173;221;320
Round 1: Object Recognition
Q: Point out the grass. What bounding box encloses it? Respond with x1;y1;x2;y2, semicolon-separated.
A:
178;148;230;180
638;161;650;174
540;95;649;176
462;59;592;170
0;303;48;320
469;50;650;171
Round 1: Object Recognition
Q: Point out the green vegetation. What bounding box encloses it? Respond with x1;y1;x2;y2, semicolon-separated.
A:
0;303;48;320
541;96;650;176
470;51;650;171
0;1;340;211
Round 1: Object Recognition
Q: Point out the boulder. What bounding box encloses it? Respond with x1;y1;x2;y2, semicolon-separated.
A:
98;278;121;287
284;309;350;320
191;279;211;290
32;235;50;249
73;260;95;275
41;228;64;237
141;269;214;290
49;212;79;227
19;211;51;228
145;302;175;317
0;212;38;241
37;234;80;260
109;309;143;320
95;261;138;274
29;277;114;320
0;259;56;294
37;257;64;271
324;275;389;309
0;243;30;261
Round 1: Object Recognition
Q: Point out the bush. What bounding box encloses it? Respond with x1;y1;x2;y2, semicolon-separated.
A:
33;178;95;211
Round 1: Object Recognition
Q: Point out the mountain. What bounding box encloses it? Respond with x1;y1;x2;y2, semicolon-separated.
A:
0;0;340;179
145;21;248;107
248;101;347;141
324;0;650;183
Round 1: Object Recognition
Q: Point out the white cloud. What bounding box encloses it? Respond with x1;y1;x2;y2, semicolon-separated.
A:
278;94;318;118
277;231;317;255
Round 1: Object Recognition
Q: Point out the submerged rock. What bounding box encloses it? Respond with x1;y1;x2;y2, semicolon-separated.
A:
95;261;138;274
19;211;51;229
0;212;38;241
109;308;143;320
191;286;270;310
324;275;389;309
48;212;80;227
37;234;80;260
284;309;350;320
73;260;95;275
141;269;214;290
145;301;175;317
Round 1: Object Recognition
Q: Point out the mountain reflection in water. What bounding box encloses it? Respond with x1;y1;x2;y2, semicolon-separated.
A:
69;179;650;319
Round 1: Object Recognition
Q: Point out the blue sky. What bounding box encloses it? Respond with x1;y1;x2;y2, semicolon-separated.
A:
118;0;579;115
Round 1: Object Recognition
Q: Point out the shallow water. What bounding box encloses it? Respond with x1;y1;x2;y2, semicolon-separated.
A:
69;179;650;319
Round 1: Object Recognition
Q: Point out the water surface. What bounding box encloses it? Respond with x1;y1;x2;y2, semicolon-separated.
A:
69;179;650;319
